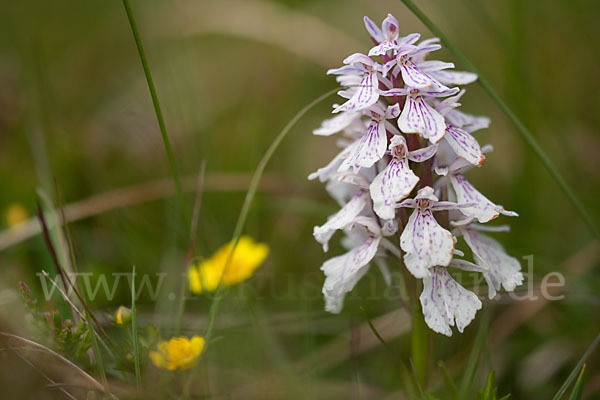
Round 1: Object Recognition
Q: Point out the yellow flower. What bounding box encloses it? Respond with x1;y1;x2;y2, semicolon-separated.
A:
188;236;269;293
114;306;131;326
149;336;205;370
6;203;28;227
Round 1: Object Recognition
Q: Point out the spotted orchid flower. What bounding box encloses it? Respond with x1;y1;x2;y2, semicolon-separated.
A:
338;103;401;173
440;157;518;223
321;217;382;313
459;226;524;299
398;187;471;278
313;189;369;252
381;85;459;143
331;54;382;113
310;13;523;335
370;135;437;220
420;262;483;336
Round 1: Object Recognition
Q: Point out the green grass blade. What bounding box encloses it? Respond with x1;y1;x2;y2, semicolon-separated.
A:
88;311;109;397
399;0;599;239
553;332;600;400
121;0;188;224
131;265;142;389
568;364;586;400
438;360;459;400
459;308;491;398
203;87;339;342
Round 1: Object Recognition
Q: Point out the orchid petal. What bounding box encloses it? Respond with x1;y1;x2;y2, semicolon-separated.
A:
430;70;478;86
313;111;360;136
339;117;387;173
321;234;381;313
450;174;517;223
400;208;455;278
398;93;446;143
313;191;368;252
462;229;524;299
398;56;439;88
370;157;419;220
334;72;379;113
420;266;482;336
363;16;383;43
308;140;358;182
444;125;485;166
407;144;438;162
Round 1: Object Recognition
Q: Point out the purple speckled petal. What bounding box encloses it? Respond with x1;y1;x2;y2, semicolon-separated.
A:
313;190;368;252
327;65;365;76
461;228;524;299
370;157;419;220
382;14;399;40
339;117;387;173
313;111;361;136
363;16;383;43
420;266;482;336
334;72;379;113
398;93;446;143
398;57;439;88
369;40;400;57
451;174;504;223
321;234;381;313
407;144;438;162
400;208;455;278
444;125;485;166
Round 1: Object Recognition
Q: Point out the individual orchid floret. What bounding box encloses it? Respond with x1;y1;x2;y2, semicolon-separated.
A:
459;226;524;299
442;157;518;223
308;139;360;183
382;85;458;143
332;54;382;113
321;217;382;313
366;14;400;56
394;40;443;88
420;262;482;336
314;189;369;252
338;103;401;173
370;136;437;220
398;186;468;278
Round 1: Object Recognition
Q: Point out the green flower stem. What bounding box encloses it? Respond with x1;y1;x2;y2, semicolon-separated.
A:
399;0;599;239
121;0;188;225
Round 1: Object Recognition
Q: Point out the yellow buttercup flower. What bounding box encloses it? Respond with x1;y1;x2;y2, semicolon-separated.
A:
149;336;205;370
114;306;131;326
188;236;269;293
6;203;28;227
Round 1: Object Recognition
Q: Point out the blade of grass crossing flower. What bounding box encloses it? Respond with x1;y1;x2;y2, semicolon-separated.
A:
121;0;188;226
459;308;491;398
553;332;600;400
568;364;586;400
88;311;109;397
438;360;459;400
203;88;339;342
399;0;599;239
131;265;142;389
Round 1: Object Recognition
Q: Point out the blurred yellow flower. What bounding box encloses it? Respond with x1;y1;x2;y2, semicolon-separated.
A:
188;236;269;293
149;336;205;370
114;306;131;326
6;203;28;227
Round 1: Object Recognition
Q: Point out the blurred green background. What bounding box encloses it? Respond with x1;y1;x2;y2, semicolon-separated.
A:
0;0;599;398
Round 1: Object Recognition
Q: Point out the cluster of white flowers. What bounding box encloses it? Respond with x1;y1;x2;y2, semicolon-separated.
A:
309;14;524;336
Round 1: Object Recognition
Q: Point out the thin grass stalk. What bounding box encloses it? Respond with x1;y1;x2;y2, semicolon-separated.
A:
88;311;110;397
399;0;599;239
203;88;339;342
121;0;188;224
552;332;600;400
131;265;142;389
459;308;491;398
